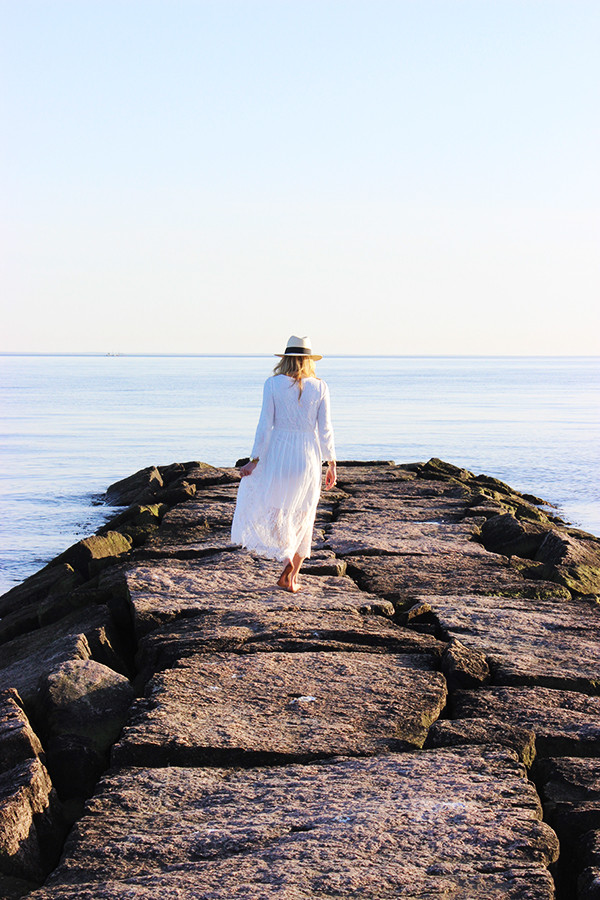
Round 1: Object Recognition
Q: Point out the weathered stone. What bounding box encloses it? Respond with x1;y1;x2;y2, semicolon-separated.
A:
479;513;550;558
0;565;80;620
418;457;474;483
104;466;164;506
441;638;490;689
425;717;537;766
454;686;600;757
345;553;567;612
135;608;445;679
113;651;447;766
579;866;600;899
0;606;129;705
0;757;62;883
536;757;600;839
535;758;600;896
183;463;239;488
51;533;133;580
37;659;133;800
125;554;394;638
0;873;40;899
325;517;483;557
405;594;600;693
141;501;234;555
535;530;600;595
0;690;44;773
34;749;557;898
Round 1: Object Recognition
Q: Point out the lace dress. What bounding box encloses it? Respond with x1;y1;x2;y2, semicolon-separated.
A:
231;374;336;561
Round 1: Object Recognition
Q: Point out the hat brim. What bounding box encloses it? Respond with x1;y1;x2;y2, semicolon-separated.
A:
275;353;323;361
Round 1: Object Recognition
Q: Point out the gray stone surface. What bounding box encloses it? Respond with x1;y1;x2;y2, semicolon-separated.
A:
325;517;484;557
344;553;567;612
425;718;537;766
0;606;127;706
406;593;600;693
0;690;44;773
113;650;447;766
0;757;62;883
136;607;445;676
454;686;600;757
35;749;558;899
125;554;394;638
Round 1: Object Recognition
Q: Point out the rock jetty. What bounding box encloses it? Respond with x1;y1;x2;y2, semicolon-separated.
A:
1;457;599;898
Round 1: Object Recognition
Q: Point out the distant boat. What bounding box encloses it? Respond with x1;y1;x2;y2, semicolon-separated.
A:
106;352;121;357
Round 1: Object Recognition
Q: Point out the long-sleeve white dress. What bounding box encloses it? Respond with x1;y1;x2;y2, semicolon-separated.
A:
231;374;336;562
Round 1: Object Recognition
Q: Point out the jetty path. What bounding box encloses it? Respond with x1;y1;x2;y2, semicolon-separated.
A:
1;458;600;898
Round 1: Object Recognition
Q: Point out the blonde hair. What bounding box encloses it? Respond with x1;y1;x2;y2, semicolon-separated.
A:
273;355;317;396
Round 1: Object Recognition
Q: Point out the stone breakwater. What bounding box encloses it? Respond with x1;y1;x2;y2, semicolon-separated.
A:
1;457;599;899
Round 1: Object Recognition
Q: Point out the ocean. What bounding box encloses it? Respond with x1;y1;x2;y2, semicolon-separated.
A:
1;354;599;595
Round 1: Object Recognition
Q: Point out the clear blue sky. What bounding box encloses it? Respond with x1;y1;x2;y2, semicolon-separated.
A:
2;0;599;355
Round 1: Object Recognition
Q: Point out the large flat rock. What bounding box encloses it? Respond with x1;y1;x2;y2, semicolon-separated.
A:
34;749;558;898
125;554;394;638
136;607;445;676
325;518;484;557
454;686;600;757
406;593;600;693
344;553;567;611
113;651;447;766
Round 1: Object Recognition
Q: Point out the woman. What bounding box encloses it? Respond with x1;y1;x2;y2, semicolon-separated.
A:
231;335;337;592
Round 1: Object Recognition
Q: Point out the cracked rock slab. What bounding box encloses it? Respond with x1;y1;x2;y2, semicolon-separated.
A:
325;518;484;557
125;554;394;638
454;686;600;757
407;593;600;693
113;651;447;766
345;554;567;611
136;608;445;676
33;749;558;899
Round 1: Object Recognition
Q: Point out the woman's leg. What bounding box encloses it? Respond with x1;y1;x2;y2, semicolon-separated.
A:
288;553;304;592
277;560;293;589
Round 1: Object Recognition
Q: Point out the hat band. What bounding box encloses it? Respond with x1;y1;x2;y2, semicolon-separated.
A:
285;346;312;355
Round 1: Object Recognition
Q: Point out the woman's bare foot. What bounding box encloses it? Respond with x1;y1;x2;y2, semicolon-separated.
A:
277;561;293;589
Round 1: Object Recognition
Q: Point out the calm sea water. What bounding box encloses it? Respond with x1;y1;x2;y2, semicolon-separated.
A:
1;355;599;595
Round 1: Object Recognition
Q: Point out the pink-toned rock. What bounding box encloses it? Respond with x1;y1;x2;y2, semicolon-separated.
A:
33;749;558;898
113;651;447;766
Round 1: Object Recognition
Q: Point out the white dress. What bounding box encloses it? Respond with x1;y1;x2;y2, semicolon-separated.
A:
231;374;336;562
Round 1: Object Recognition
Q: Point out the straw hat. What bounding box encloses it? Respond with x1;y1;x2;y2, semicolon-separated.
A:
275;335;322;361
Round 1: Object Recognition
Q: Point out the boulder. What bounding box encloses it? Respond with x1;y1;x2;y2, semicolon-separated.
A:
535;530;600;595
51;533;133;580
0;690;44;773
104;466;163;507
113;651;447;766
453;686;600;757
0;758;63;883
135;607;445;678
37;659;133;801
479;513;550;558
440;638;490;690
425;717;536;766
345;554;567;613
0;606;130;705
0;564;80;620
404;593;600;694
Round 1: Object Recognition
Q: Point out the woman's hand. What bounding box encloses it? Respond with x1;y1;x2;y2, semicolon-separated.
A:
324;461;337;491
239;460;258;478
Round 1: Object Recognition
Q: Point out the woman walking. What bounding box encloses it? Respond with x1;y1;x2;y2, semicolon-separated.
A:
231;335;337;592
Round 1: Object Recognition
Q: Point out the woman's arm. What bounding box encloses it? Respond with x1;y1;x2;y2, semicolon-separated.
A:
239;378;274;476
317;382;336;464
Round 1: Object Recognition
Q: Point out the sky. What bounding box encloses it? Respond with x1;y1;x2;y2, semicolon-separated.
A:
1;0;599;356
